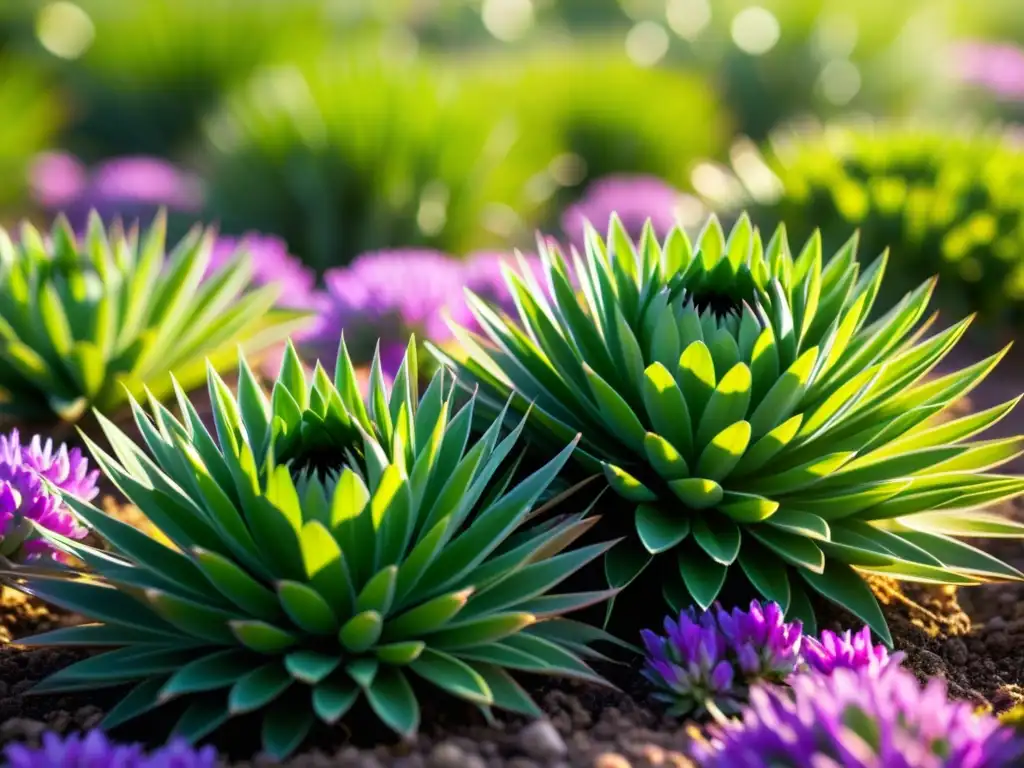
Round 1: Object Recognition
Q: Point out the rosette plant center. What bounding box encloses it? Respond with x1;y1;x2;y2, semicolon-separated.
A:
441;213;1024;640
0;340;620;759
0;211;307;422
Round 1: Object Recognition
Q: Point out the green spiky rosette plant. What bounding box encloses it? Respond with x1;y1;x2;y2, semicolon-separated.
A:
437;213;1024;643
0;340;621;759
0;212;307;423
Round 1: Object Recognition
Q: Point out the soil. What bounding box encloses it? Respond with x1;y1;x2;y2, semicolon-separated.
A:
3;329;1024;766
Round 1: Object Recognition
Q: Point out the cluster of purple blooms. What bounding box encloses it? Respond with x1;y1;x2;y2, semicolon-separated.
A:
692;665;1024;767
305;174;681;377
305;248;548;378
29;153;204;231
954;41;1024;101
802;625;903;677
4;730;218;768
561;174;683;246
641;601;805;717
0;430;95;561
643;600;1023;766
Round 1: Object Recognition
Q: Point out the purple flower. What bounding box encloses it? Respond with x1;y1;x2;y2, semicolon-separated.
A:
29;153;204;231
29;152;88;210
562;175;683;247
4;729;219;767
0;430;100;503
88;156;204;212
802;626;903;677
207;233;319;311
691;665;1024;768
311;250;464;376
0;430;94;561
642;600;803;717
0;464;85;560
954;41;1024;100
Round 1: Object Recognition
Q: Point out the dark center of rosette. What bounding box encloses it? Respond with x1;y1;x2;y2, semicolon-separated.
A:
691;291;745;321
280;422;365;485
683;264;763;324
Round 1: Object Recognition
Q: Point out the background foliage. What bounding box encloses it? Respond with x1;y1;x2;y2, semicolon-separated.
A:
0;0;1022;296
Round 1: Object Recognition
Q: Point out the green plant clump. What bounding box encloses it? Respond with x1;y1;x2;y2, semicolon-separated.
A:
0;58;63;208
0;212;307;423
46;0;330;158
203;54;542;271
695;125;1024;323
3;341;620;759
438;213;1024;642
466;46;727;225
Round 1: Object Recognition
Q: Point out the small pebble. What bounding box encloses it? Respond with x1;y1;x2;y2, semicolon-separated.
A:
430;743;467;768
0;718;46;745
519;720;568;760
594;753;631;768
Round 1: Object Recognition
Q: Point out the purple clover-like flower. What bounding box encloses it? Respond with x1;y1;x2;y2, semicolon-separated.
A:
3;729;219;767
561;174;683;247
691;665;1024;768
641;600;803;718
310;250;465;377
802;625;903;677
0;430;94;561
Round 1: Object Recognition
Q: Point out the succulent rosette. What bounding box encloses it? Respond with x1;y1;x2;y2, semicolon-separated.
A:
691;665;1024;767
439;213;1024;640
802;625;903;676
642;600;802;717
0;212;309;422
3;729;218;768
0;339;621;759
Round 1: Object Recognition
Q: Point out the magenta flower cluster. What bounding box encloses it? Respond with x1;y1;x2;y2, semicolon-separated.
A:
308;249;546;377
641;601;908;719
0;430;94;561
803;626;904;677
561;174;683;246
954;41;1024;101
691;665;1024;768
29;153;204;231
4;729;218;768
641;601;804;717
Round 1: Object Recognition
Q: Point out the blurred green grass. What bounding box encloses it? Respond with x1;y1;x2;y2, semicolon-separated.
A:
0;0;1022;288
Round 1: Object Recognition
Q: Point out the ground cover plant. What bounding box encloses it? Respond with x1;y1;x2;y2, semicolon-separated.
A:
439;213;1024;641
0;339;622;759
694;124;1024;323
